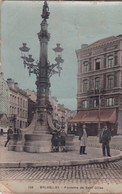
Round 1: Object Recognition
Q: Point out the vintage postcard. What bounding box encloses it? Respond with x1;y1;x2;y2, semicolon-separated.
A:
0;0;122;194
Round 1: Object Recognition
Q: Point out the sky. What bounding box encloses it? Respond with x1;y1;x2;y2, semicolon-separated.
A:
1;1;122;110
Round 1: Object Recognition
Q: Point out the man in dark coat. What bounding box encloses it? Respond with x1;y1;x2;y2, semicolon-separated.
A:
51;130;60;152
4;126;13;147
100;124;111;157
59;129;67;152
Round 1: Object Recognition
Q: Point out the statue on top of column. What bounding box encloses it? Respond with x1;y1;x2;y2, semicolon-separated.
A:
41;0;50;20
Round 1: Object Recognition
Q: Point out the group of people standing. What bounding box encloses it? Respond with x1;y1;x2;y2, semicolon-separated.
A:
78;123;111;157
4;123;112;157
51;129;67;152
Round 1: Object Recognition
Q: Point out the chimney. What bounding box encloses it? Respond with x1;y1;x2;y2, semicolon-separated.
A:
81;44;88;49
7;78;15;89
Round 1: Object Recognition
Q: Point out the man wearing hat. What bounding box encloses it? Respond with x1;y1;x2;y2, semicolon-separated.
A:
79;124;88;155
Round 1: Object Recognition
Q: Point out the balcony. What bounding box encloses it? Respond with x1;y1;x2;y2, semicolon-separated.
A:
87;89;106;96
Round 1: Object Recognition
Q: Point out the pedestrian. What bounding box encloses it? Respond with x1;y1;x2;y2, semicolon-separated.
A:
4;126;13;147
51;130;60;152
100;124;111;157
17;128;22;140
79;124;88;155
0;129;3;136
59;129;67;152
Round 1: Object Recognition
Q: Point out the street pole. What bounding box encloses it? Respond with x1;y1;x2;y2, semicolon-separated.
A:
8;0;74;153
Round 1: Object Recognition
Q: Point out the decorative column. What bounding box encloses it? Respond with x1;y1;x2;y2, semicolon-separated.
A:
8;0;74;153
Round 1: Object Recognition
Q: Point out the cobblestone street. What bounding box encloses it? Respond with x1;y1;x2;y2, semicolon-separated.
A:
0;135;122;193
1;160;122;194
0;160;122;183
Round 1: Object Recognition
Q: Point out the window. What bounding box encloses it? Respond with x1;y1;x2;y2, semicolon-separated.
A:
95;59;101;70
108;75;114;89
107;98;114;106
108;55;114;68
83;100;89;108
83;79;89;93
83;61;89;73
95;77;100;90
93;97;99;107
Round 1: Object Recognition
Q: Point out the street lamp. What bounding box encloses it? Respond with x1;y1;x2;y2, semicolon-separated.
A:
19;43;64;77
9;0;74;153
13;0;64;153
95;88;101;137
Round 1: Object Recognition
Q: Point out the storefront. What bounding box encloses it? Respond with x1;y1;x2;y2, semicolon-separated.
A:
68;108;117;136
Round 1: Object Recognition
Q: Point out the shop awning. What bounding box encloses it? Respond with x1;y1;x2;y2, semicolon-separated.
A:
69;108;116;124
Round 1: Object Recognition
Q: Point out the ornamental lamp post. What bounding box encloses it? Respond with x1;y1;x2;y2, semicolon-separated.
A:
8;0;74;153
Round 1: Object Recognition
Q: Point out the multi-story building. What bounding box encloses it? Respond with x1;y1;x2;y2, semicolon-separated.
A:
0;72;9;114
7;78;28;129
72;35;122;135
24;89;36;126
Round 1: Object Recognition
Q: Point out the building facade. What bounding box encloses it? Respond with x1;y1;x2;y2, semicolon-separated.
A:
0;72;9;115
73;35;122;135
7;79;28;129
24;89;36;126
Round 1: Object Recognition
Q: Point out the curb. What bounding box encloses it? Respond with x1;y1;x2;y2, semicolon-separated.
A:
0;150;122;168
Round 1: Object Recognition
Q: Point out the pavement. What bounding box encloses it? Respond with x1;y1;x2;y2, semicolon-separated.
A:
0;135;122;167
0;135;122;194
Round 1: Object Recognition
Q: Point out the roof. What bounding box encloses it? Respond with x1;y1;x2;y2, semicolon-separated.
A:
0;114;8;120
77;35;122;53
88;36;119;49
69;108;116;124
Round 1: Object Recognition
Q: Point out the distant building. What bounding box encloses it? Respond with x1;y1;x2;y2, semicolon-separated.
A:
0;72;9;114
24;89;36;126
0;114;9;128
71;35;122;135
7;78;28;129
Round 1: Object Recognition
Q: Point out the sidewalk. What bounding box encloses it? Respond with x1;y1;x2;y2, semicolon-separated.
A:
0;138;122;167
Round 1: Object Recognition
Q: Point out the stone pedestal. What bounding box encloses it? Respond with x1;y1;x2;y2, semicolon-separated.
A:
24;134;52;153
8;113;75;153
8;134;24;152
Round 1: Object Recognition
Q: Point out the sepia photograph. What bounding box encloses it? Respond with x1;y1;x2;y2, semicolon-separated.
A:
0;0;122;193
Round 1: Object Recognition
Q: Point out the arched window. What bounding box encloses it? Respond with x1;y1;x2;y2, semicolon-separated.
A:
95;77;100;90
82;100;89;108
83;61;89;73
107;98;114;106
95;59;101;70
108;75;114;89
83;79;89;93
108;55;114;68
